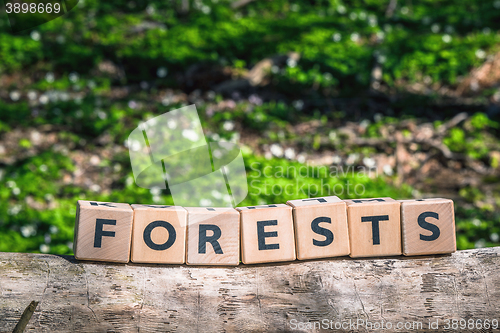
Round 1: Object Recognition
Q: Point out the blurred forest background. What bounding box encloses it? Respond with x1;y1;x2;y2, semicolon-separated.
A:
0;0;499;254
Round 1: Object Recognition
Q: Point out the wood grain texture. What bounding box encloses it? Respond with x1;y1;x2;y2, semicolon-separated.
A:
186;207;240;266
287;196;350;260
130;205;187;264
344;197;401;258
399;198;456;256
237;204;296;264
74;200;133;263
1;248;499;332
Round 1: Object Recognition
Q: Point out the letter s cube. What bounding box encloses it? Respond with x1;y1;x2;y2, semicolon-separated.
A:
287;196;350;260
74;200;133;263
399;198;456;256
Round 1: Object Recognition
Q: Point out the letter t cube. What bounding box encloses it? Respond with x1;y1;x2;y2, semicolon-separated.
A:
344;197;401;258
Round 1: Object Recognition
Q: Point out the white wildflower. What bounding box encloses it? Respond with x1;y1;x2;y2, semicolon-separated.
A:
40;244;50;253
223;121;235;131
157;67;168;78
270;144;284;158
30;30;41;41
284;148;296;160
9;91;20;101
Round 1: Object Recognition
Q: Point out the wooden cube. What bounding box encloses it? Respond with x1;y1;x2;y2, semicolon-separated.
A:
237;204;296;264
74;200;133;263
400;198;456;256
344;197;401;258
287;196;350;260
186;207;240;266
130;205;187;264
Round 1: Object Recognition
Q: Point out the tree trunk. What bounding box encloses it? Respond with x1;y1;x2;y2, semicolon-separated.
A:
1;248;499;332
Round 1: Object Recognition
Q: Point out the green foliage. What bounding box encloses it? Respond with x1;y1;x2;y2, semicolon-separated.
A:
443;113;499;160
455;206;500;249
0;34;42;73
365;116;398;138
0;151;78;253
470;112;499;130
444;127;466;151
1;0;500;255
1;0;499;91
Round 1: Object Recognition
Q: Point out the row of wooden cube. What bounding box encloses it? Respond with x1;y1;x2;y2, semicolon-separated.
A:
73;196;456;265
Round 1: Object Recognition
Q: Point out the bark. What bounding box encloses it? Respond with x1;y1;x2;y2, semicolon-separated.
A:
1;248;499;332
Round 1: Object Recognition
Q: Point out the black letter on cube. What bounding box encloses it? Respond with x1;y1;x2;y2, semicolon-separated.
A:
143;220;177;251
361;215;389;245
418;212;440;241
94;219;116;248
257;220;280;250
311;216;334;247
198;224;223;254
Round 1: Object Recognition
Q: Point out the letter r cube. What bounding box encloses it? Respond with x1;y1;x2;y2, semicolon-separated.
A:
74;200;134;262
186;207;240;266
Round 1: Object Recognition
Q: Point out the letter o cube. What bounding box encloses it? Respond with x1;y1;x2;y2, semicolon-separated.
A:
131;205;187;264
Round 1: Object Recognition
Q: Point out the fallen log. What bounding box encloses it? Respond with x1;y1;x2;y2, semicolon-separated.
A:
0;248;499;332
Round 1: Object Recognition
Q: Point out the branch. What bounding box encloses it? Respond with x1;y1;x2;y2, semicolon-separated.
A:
12;301;38;333
231;0;256;9
436;112;468;135
1;249;499;332
385;0;398;18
